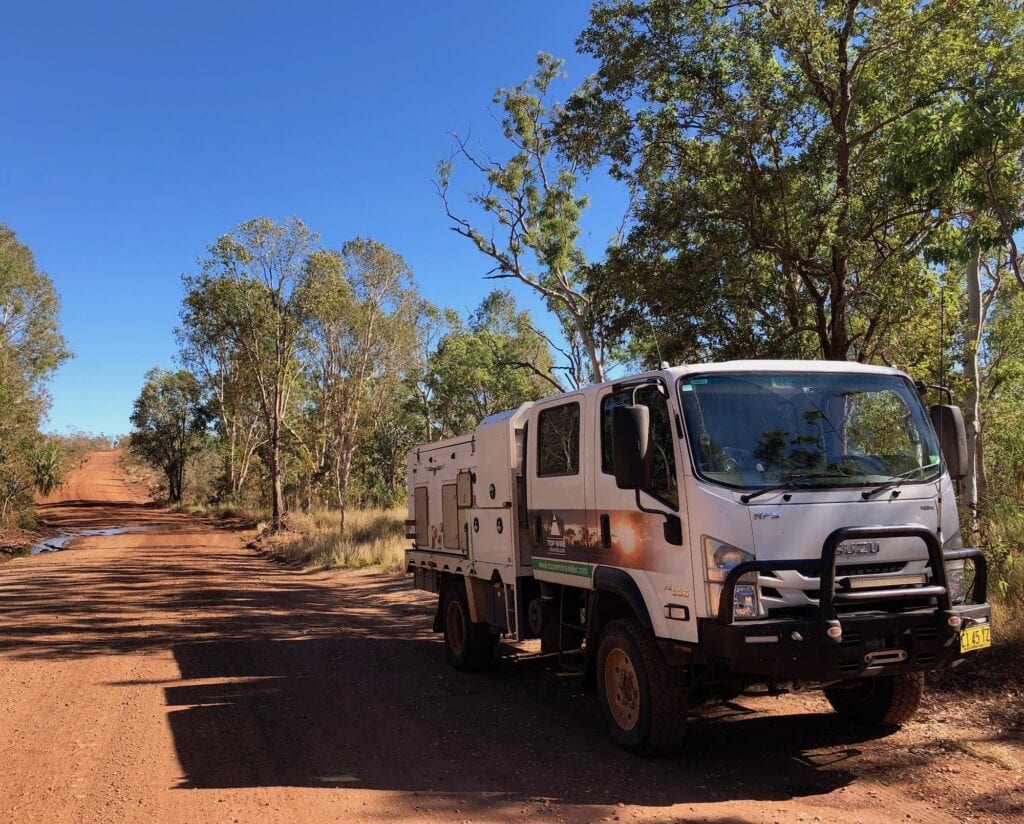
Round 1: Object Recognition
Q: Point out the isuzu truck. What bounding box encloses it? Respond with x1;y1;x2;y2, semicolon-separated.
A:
405;361;991;754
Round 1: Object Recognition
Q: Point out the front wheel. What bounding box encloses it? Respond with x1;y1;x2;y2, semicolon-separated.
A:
442;582;495;672
596;618;688;756
824;672;924;726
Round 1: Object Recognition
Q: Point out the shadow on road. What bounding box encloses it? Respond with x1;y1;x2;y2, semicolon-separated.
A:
162;631;882;806
3;519;1012;816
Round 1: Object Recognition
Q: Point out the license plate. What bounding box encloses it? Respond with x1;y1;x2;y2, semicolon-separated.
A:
960;624;991;653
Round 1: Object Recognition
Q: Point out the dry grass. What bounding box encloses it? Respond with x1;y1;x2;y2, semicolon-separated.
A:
271;507;408;572
990;561;1024;646
178;501;267;529
117;448;164;499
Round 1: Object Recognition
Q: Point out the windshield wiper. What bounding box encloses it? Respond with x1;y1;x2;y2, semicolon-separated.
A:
740;472;854;504
860;464;940;500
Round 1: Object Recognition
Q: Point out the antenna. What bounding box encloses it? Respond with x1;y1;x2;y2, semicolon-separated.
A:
645;315;665;367
939;284;945;390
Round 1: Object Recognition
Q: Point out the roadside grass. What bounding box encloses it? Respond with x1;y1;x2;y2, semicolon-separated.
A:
269;507;407;573
177;501;267;530
990;563;1024;647
982;503;1024;645
116;448;164;499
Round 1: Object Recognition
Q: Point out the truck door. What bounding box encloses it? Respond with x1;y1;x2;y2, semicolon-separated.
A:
526;394;596;572
591;381;693;583
592;381;697;642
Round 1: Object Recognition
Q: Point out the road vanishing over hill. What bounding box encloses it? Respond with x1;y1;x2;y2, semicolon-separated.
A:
0;451;1020;823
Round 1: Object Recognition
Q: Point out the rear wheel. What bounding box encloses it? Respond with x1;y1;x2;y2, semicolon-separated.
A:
824;672;924;726
596;618;687;755
442;582;495;672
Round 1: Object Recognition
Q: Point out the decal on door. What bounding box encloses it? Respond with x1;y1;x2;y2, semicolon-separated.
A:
530;508;683;572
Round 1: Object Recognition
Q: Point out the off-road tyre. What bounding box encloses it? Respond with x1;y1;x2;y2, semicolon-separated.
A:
442;582;495;672
596;618;688;756
824;672;924;726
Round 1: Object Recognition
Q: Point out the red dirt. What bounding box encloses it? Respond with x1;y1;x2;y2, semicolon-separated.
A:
0;451;1020;823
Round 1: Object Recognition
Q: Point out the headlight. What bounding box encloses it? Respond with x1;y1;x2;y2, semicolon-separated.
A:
945;560;966;604
704;537;760;620
704;537;754;582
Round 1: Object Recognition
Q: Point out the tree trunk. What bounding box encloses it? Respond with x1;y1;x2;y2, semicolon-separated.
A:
963;247;983;537
269;414;284;531
827;17;854;364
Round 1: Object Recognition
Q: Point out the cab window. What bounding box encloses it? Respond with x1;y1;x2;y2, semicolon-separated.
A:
601;386;678;508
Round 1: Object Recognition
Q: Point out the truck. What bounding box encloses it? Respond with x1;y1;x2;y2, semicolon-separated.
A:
404;360;991;755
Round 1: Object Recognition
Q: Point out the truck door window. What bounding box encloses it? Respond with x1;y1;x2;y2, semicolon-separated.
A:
601;387;678;508
536;402;580;477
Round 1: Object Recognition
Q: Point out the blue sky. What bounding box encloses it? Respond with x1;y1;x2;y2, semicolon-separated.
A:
1;1;626;436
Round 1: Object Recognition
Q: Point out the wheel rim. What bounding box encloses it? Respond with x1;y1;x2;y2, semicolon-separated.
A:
604;647;640;731
446;599;465;656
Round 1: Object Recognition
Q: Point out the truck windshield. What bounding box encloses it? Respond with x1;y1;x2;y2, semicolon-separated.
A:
678;372;942;490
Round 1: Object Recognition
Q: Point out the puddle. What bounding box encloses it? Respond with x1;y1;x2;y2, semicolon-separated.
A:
29;526;160;556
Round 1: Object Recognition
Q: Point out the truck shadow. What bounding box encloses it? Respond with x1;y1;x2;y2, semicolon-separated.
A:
164;631;885;806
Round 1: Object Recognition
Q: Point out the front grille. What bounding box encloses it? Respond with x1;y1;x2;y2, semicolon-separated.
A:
767;562;906;579
837;562;907;576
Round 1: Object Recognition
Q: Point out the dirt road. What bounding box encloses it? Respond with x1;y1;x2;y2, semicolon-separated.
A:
0;451;1020;823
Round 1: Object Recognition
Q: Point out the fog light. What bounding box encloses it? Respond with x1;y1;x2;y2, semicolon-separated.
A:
948;615;962;628
945;561;966;604
733;584;758;619
708;575;760;621
827;625;843;639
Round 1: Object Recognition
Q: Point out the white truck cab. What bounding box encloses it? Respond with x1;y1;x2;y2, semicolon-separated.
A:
406;360;991;754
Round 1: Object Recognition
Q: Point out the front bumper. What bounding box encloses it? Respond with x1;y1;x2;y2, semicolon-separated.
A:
699;525;991;682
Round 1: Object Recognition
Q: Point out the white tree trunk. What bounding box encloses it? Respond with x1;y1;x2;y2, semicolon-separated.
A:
963;248;983;535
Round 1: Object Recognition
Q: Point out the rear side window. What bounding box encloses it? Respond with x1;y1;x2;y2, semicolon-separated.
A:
537;402;580;477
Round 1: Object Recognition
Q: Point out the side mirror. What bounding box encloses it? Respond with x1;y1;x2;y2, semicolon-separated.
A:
929;404;967;480
612;404;653;490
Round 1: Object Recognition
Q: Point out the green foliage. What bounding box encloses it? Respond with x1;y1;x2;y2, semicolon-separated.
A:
129;368;209;503
183;217;319;529
439;53;623;385
423;289;556;437
172;217;561;526
562;0;1010;363
0;224;71;383
293;237;423;517
32;441;63;496
0;224;70;523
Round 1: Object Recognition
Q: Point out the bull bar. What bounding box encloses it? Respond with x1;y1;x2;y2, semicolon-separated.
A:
699;525;991;681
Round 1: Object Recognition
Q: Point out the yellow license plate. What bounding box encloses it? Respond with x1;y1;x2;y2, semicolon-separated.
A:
960;624;991;653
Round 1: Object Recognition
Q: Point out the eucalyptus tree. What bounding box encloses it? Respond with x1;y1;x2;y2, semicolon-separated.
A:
184;217;317;530
178;276;267;499
561;0;1005;362
423;290;558;438
0;224;70;521
129;368;208;503
297;238;422;531
889;3;1024;524
438;53;621;385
